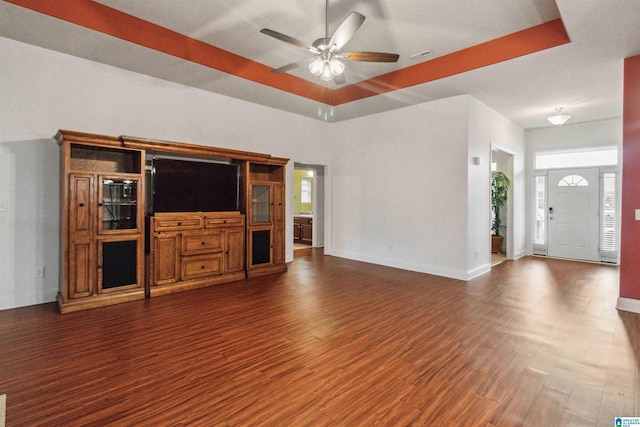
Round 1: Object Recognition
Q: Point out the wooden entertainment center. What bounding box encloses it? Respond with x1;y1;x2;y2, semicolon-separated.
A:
57;130;288;313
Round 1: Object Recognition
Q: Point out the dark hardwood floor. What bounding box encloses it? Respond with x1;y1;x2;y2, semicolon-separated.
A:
1;251;638;426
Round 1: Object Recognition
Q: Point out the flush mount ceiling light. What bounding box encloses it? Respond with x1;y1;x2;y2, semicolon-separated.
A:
547;107;571;125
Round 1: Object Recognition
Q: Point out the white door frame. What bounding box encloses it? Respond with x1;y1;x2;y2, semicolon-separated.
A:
491;146;515;260
293;162;328;251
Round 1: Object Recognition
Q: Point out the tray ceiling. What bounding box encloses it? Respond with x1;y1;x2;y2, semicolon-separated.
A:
2;0;640;127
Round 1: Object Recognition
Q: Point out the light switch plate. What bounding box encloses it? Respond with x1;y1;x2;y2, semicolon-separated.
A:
636;209;640;221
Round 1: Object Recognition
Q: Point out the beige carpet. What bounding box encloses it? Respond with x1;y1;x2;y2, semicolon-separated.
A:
0;394;5;427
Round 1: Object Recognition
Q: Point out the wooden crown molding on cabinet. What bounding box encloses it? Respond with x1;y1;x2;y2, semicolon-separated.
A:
56;131;288;164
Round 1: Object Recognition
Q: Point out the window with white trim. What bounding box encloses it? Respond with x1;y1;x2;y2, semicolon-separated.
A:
301;178;312;204
558;174;589;187
535;146;617;170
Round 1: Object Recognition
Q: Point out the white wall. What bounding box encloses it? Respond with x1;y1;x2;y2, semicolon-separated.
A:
524;118;623;252
329;95;471;279
328;96;526;280
1;36;528;309
468;98;526;264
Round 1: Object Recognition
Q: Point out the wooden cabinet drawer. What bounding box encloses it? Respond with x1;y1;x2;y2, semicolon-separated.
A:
204;214;245;229
153;216;203;232
182;232;223;255
181;254;223;280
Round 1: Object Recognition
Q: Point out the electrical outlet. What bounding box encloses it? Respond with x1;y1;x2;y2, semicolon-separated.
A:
35;267;45;278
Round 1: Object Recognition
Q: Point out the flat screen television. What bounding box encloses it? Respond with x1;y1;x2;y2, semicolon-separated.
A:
152;158;239;213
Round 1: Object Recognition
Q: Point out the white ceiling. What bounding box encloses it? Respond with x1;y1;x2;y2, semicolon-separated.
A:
2;0;639;128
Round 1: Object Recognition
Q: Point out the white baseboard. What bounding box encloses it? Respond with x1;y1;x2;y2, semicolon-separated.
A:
0;289;57;311
0;394;5;427
330;250;490;281
466;263;491;280
616;297;640;314
513;249;527;260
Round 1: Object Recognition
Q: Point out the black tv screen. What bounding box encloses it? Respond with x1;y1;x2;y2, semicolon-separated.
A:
152;158;239;213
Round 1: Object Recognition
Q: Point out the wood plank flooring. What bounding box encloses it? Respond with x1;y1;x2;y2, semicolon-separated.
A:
1;251;638;426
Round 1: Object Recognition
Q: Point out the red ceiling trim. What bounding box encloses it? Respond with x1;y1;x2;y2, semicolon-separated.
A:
6;0;334;104
7;0;569;108
330;19;570;105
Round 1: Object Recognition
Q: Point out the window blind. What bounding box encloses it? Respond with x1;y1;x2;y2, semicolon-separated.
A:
600;173;617;260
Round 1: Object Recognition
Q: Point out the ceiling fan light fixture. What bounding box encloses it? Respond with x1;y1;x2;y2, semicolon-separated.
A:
320;62;333;81
329;58;345;76
309;57;325;76
309;54;345;81
547;107;571;125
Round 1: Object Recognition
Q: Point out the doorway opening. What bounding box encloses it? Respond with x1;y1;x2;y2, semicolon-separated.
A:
491;146;514;266
293;163;325;255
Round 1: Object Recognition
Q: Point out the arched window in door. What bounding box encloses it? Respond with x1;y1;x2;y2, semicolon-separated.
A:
557;174;589;187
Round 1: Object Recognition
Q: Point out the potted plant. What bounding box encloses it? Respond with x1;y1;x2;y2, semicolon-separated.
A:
491;171;510;253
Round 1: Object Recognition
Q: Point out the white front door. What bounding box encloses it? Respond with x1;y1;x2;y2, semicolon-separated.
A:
547;168;600;261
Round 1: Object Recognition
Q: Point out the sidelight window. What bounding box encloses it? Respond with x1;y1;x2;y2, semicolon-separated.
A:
534;176;546;246
600;173;617;261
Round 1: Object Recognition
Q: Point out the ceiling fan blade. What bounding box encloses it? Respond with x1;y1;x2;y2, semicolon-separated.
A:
270;58;313;74
329;12;365;50
342;52;399;62
260;28;320;54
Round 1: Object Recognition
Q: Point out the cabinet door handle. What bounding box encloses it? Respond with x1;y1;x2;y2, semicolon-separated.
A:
79;202;85;207
223;220;227;223
201;241;206;245
201;265;205;269
177;222;182;226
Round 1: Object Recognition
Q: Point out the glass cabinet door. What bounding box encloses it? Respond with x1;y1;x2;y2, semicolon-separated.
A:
251;185;271;223
100;177;138;231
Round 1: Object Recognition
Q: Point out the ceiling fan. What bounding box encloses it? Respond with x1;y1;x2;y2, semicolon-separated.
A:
260;0;399;84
